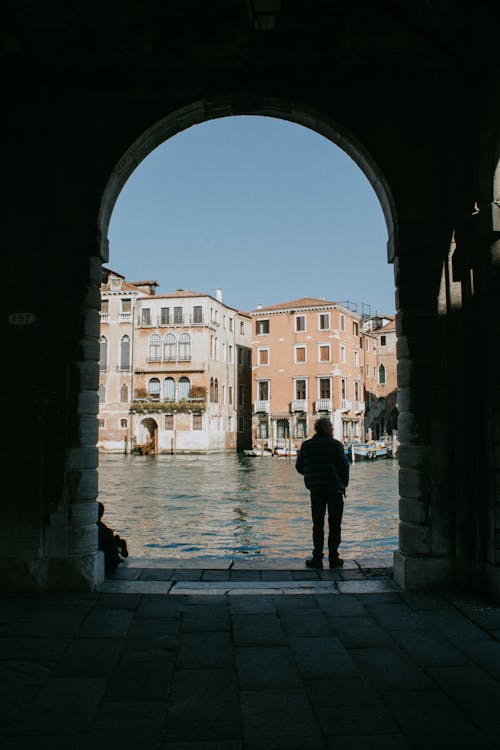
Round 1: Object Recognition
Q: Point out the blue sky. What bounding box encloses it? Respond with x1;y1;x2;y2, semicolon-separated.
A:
108;116;394;315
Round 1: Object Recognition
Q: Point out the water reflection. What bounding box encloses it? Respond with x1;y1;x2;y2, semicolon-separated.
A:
97;453;399;559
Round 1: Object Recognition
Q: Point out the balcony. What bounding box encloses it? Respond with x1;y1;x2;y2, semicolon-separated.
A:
341;399;352;412
100;313;109;323
254;401;270;414
315;398;332;413
291;399;307;413
354;401;365;413
119;313;131;323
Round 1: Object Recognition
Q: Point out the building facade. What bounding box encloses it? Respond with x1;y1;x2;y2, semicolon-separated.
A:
362;315;398;439
98;270;252;453
249;298;380;451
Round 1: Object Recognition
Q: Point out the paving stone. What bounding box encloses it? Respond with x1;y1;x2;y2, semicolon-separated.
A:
181;604;230;632
384;688;492;748
305;677;397;735
4;735;85;749
126;618;180;650
229;596;277;615
232;614;285;645
327;735;410;749
139;568;175;581
177;632;233;668
230;569;263;581
279;609;331;637
165;668;240;741
327;616;395;649
337;580;399;594
108;566;143;580
245;739;326;750
173;570;203;581
0;636;69;661
426;665;500;718
354;592;402;605
12;677;105;734
274;595;321;611
78;608;134;638
401;591;455;610
349;646;432;690
314;594;368;617
164;742;242;750
5;605;90;638
291;570;321;581
81;700;166;750
241;689;320;740
105;654;174;700
390;629;472;667
182;595;228;605
423;610;491;645
318;569;344;581
54;637;124;677
98;579;173;594
289;636;359;679
262;570;294;581
201;570;231;582
95;593;142;610
171;586;229;596
355;556;394;569
0;660;54;687
231;557;304;570
0;684;50;730
235;645;302;689
474;718;500;742
127;557;231;570
362;602;427;630
459;638;500;679
339;570;367;580
135;596;183;619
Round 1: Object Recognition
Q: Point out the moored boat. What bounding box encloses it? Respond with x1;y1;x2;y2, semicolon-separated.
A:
345;441;388;461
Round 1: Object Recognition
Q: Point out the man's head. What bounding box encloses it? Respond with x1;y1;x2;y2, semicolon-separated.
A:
314;417;333;437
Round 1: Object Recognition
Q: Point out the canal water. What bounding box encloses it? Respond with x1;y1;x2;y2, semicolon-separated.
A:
97;453;399;560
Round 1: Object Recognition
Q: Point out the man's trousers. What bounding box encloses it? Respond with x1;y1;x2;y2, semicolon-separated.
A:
310;489;344;561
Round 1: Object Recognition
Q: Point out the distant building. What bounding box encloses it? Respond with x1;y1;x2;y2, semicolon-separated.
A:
98;270;252;453
362;315;398;438
249;298;373;450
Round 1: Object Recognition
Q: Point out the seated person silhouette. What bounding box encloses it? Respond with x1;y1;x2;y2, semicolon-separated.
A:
97;501;128;574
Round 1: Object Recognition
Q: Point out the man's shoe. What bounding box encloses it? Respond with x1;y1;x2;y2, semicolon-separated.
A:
329;558;344;568
305;558;323;569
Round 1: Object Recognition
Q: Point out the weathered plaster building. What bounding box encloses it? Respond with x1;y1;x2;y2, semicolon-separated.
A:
98;271;252;453
2;2;499;596
363;315;398;439
250;298;370;450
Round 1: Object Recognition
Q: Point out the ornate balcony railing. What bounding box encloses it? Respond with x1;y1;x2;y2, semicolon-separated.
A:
291;399;307;413
354;401;365;413
315;398;332;412
341;399;352;412
253;400;270;414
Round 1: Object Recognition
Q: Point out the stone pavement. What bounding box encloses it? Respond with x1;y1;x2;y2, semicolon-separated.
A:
2;557;500;749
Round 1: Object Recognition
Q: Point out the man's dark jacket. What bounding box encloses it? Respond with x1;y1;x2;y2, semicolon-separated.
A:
295;434;349;494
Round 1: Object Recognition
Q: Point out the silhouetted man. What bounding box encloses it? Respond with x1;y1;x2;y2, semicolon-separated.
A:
97;501;128;574
295;417;349;568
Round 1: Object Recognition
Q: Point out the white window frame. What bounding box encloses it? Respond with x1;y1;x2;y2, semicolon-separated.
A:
354;349;359;367
256;319;270;335
295;314;306;333
317;377;332;399
340;344;346;364
257;379;270;402
318;312;330;331
340;313;345;331
380;335;387;347
294;344;307;364
293;377;308;400
354;380;361;401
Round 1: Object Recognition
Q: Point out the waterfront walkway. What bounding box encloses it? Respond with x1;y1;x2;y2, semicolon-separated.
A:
2;558;500;749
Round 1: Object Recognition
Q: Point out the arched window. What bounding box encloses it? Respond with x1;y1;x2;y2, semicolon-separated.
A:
164;333;176;361
178;376;190;400
98;384;106;403
99;336;108;370
120;335;130;370
148;377;161;399
148;334;162;361
163;377;175;401
379;364;386;385
178;333;191;361
209;378;214;402
120;383;129;403
214;378;219;403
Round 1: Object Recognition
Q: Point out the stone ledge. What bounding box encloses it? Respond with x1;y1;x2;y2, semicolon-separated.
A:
393;550;453;591
0;552;104;592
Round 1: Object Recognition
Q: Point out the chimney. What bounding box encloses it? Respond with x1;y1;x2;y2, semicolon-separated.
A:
256;304;263;310
216;288;223;302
